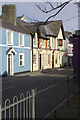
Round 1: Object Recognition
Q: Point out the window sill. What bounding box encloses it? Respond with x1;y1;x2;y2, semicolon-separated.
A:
7;44;13;46
19;45;24;47
19;65;24;67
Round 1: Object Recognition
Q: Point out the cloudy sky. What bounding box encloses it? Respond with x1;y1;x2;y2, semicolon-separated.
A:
0;1;79;32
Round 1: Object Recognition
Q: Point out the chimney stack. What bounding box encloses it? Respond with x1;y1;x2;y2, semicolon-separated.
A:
2;4;16;26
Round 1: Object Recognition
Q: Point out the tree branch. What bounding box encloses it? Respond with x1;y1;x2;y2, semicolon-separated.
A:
44;0;72;23
35;0;72;13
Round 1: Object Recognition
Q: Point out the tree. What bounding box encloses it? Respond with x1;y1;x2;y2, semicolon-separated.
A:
35;0;72;24
74;1;80;7
27;0;72;25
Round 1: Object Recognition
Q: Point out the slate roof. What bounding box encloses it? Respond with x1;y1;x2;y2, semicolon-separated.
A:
0;19;30;34
0;15;65;39
46;20;62;36
16;18;65;39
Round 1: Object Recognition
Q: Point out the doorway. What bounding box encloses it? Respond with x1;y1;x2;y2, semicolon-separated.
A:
8;54;13;75
52;54;54;68
40;54;41;70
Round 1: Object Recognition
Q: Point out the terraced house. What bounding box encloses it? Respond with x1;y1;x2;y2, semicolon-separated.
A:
0;4;67;75
0;5;31;76
17;16;67;71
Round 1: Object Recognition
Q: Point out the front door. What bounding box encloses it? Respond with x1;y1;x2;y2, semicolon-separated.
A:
8;54;13;75
40;54;41;70
52;54;54;68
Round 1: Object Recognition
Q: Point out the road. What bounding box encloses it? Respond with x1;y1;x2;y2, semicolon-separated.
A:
2;66;77;118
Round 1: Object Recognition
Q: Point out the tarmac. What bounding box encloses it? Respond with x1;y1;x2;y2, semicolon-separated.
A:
2;66;80;119
47;90;80;119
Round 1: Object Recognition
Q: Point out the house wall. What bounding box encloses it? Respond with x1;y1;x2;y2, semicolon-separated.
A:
54;28;65;68
40;50;52;70
33;49;38;71
0;27;31;76
32;34;52;71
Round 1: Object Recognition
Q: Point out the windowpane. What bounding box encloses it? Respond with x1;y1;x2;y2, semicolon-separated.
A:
7;32;11;44
19;54;24;66
19;34;24;46
20;61;22;66
20;55;22;60
20;35;22;45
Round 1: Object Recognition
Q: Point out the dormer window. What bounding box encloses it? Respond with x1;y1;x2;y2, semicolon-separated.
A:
19;34;24;46
7;31;13;45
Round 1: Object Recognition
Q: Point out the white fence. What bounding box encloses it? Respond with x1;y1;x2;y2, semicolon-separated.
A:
0;75;79;119
0;89;35;119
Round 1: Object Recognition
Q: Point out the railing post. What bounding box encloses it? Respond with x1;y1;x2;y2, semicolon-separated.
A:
0;105;2;120
31;89;35;119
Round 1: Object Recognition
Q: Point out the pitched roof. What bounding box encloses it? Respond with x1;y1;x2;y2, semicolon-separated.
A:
0;19;30;34
17;18;65;39
17;18;56;36
46;20;62;36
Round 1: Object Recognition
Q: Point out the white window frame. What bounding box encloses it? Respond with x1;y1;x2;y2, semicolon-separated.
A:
33;36;37;47
19;53;24;67
19;34;24;47
7;30;13;45
33;54;37;66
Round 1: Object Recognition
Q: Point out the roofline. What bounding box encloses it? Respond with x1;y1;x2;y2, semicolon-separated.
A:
45;34;57;37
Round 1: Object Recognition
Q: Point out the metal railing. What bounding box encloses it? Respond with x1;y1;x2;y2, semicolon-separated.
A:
0;89;35;119
0;74;79;119
35;74;79;119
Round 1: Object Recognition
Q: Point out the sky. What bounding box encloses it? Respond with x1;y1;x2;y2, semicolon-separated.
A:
0;1;79;33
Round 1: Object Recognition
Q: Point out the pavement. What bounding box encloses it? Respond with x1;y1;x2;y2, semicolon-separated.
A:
47;90;80;119
14;66;73;77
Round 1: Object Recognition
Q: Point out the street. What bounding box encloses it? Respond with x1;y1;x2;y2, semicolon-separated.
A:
2;67;73;102
2;66;77;118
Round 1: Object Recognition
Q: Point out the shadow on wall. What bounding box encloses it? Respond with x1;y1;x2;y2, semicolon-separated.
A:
2;71;7;76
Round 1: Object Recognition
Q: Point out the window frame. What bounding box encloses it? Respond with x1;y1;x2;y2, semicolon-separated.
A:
19;53;24;67
7;30;13;46
19;33;24;47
